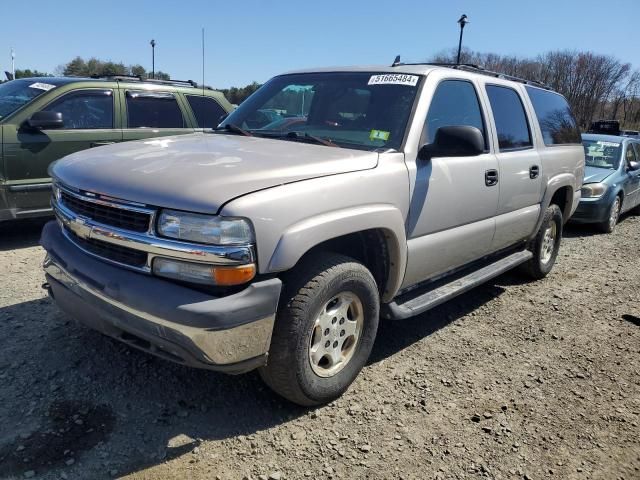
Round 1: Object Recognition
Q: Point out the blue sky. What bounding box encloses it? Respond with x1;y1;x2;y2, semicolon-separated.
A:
0;0;638;88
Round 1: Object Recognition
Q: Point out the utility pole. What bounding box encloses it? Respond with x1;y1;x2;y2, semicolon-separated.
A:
150;39;156;79
456;15;469;65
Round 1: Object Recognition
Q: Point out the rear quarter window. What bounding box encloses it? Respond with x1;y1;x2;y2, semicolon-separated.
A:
186;95;227;128
525;86;581;146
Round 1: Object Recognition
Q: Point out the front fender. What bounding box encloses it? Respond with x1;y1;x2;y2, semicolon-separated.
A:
268;204;407;301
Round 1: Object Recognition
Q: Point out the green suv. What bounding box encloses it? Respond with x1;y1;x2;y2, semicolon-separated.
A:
0;76;233;221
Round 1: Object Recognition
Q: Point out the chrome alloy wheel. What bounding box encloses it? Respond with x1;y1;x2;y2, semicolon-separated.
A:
608;197;621;231
308;292;364;378
540;222;557;265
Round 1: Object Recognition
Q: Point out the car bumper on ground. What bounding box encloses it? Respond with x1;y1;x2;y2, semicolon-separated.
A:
570;194;613;224
40;221;282;374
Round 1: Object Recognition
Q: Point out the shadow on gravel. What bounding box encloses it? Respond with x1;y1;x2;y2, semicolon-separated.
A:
564;211;638;238
370;280;509;364
0;298;308;479
622;314;640;327
0;400;115;478
0;218;50;251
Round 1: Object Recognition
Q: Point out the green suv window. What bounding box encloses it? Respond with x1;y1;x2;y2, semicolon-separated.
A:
43;89;114;129
186;95;227;128
126;91;185;128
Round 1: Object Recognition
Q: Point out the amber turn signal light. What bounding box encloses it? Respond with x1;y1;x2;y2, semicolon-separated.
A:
212;264;256;286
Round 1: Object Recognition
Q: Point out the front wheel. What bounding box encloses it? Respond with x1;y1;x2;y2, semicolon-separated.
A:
597;195;621;233
521;204;563;280
259;253;379;406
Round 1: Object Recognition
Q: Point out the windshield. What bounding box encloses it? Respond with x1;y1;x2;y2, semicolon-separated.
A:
582;139;622;169
219;72;422;151
0;79;56;119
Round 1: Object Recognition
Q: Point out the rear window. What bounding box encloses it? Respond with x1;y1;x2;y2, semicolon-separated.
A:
486;85;532;150
186;95;227;128
126;91;185;128
525;86;581;146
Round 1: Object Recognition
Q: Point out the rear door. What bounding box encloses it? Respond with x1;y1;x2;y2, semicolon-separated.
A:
484;83;542;251
121;90;194;141
6;88;120;211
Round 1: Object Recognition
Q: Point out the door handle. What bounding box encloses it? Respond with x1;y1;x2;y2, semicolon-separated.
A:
529;165;540;179
485;169;499;186
90;141;115;148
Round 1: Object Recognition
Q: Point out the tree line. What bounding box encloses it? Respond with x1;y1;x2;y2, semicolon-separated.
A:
4;51;638;129
432;48;640;129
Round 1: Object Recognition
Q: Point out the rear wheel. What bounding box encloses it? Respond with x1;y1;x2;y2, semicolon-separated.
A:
521;204;563;280
259;253;379;406
598;195;621;233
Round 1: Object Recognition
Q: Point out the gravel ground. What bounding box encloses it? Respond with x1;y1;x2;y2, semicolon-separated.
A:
0;214;638;480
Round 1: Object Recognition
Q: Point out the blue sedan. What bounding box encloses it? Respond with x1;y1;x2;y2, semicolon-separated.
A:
571;134;640;232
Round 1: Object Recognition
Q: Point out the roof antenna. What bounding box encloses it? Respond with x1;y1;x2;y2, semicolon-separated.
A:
201;27;206;97
391;55;401;67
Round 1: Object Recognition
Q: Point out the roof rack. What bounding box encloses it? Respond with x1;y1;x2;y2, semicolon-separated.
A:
390;58;550;90
88;74;214;89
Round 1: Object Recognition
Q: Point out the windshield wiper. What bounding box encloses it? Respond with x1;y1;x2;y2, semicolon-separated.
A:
215;123;253;137
287;131;337;147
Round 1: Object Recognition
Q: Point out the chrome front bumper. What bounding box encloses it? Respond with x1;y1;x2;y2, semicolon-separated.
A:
41;221;281;373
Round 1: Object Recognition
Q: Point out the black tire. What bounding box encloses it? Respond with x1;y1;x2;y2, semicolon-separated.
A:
597;195;622;233
259;252;379;406
521;204;563;280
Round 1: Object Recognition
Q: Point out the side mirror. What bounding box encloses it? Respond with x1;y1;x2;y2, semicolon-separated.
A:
629;161;640;171
25;111;64;130
418;125;484;161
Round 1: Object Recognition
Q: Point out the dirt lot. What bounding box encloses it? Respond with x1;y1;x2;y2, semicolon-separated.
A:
0;214;638;480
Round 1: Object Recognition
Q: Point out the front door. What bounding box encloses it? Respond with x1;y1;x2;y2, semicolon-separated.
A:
3;88;121;212
623;143;640;210
403;79;499;288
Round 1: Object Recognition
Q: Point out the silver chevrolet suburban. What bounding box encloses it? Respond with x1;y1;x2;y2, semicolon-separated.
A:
41;63;585;406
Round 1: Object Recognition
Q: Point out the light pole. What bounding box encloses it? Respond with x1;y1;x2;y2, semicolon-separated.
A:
150;39;156;79
11;48;15;79
456;14;469;65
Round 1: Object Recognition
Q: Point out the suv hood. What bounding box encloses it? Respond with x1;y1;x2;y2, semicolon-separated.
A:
50;133;378;213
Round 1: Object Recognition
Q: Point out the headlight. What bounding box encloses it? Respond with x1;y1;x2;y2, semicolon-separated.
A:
157;209;253;245
581;183;607;198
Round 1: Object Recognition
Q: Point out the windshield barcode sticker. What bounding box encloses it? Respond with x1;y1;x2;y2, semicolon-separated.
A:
29;82;56;91
368;74;419;86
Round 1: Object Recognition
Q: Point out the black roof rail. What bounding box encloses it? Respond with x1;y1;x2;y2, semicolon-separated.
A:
87;75;215;89
390;60;551;90
89;74;144;81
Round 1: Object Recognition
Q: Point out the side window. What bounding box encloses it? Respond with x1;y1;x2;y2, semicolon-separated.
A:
425;80;485;146
486;85;532;150
126;91;185;128
525;86;581;145
632;143;640;161
186;95;227;128
626;144;637;164
43;90;113;129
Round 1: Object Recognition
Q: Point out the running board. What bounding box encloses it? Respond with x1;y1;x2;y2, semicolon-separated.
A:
384;250;533;320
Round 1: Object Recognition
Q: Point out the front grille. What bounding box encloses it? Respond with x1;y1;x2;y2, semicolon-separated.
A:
65;228;148;268
61;191;151;233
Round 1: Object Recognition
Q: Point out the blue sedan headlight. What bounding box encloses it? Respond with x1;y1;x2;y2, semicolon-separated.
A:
581;183;607;198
